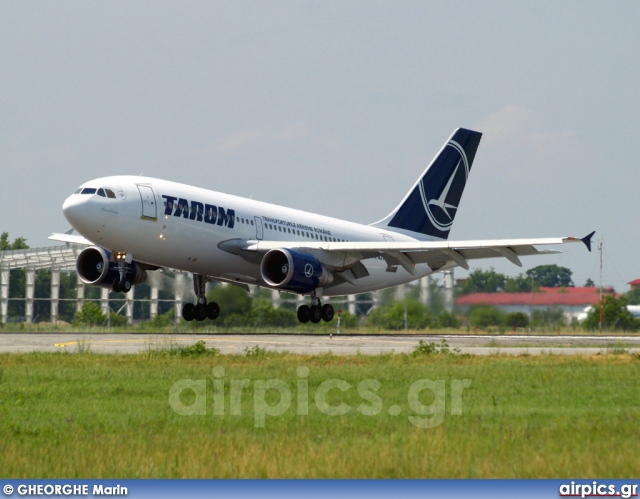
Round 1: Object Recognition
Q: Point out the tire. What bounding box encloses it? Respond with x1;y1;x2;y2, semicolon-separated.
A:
297;305;310;324
321;304;335;322
206;301;220;320
121;279;132;293
309;305;322;324
194;303;208;321
182;303;195;322
112;278;122;293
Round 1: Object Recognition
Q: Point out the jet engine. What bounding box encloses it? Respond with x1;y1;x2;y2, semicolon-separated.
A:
260;248;333;294
76;246;147;289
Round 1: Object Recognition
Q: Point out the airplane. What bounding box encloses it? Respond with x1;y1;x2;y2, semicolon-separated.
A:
51;128;594;324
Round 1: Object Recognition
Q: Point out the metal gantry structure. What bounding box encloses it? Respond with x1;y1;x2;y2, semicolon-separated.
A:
0;244;83;324
0;244;455;324
0;244;151;324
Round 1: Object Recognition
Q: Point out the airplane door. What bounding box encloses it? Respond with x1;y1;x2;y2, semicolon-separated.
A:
137;185;157;221
255;216;263;240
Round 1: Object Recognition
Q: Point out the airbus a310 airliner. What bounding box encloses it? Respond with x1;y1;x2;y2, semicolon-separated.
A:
51;128;593;324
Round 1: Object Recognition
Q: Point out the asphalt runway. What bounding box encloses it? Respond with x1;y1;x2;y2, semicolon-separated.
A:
1;333;639;355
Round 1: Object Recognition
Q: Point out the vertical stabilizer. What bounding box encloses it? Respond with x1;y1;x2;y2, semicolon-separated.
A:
372;128;482;240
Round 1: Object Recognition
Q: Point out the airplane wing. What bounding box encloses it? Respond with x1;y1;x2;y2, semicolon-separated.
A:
220;231;595;282
49;229;93;246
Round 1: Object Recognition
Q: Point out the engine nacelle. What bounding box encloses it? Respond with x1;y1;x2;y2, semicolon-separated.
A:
76;246;147;289
261;248;333;294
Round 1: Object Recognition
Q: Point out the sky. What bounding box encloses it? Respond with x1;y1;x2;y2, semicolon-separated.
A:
1;1;639;292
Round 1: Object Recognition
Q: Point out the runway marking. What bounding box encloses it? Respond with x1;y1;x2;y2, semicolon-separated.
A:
53;335;419;348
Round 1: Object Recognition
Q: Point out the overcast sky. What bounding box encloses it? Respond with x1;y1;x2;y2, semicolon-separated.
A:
2;1;638;291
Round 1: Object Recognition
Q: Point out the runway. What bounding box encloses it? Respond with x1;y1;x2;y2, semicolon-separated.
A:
0;333;639;355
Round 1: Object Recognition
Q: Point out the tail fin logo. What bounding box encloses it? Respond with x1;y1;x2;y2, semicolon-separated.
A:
379;128;481;239
420;140;469;232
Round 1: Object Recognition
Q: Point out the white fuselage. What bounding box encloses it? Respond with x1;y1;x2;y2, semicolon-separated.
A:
62;176;435;296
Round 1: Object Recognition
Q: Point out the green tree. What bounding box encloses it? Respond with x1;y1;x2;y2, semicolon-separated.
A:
623;287;640;305
206;284;252;324
525;265;573;287
461;268;505;294
531;307;566;328
107;311;129;327
505;311;529;329
367;299;432;330
147;309;176;328
468;306;505;328
1;233;30;320
435;310;461;328
249;299;297;328
73;302;106;327
583;295;639;331
334;310;359;329
7;269;26;319
585;278;595;287
504;273;533;293
0;232;29;251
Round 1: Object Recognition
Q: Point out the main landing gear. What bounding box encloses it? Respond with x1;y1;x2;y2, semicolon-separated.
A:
181;273;220;322
112;252;132;293
297;295;334;324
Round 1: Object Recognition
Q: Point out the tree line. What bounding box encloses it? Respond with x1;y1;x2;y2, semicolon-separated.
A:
460;264;577;294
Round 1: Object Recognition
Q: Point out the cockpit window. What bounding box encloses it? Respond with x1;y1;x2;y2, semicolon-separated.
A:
81;188;97;195
105;189;116;199
74;188;83;194
97;188;106;197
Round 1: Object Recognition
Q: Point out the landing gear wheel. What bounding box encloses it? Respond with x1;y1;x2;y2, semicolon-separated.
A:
194;303;208;322
206;302;220;320
297;305;310;324
112;278;122;293
309;305;322;324
120;279;132;293
182;303;195;322
321;304;335;322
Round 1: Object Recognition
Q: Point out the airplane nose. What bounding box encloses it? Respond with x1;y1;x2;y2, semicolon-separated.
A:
62;194;86;229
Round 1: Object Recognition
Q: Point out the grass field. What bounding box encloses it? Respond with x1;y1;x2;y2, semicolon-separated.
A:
0;348;638;478
0;321;630;335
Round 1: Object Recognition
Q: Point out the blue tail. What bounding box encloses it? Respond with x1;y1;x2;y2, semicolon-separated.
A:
372;128;482;240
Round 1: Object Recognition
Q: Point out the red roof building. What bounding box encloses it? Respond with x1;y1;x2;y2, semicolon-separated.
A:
455;287;616;321
628;279;640;289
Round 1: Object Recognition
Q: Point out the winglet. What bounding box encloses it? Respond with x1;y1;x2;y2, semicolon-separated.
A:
581;231;596;252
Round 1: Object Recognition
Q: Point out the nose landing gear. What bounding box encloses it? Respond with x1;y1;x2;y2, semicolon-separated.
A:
111;252;132;293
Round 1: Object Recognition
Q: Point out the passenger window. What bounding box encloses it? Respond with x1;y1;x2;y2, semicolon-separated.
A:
251;220;254;226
